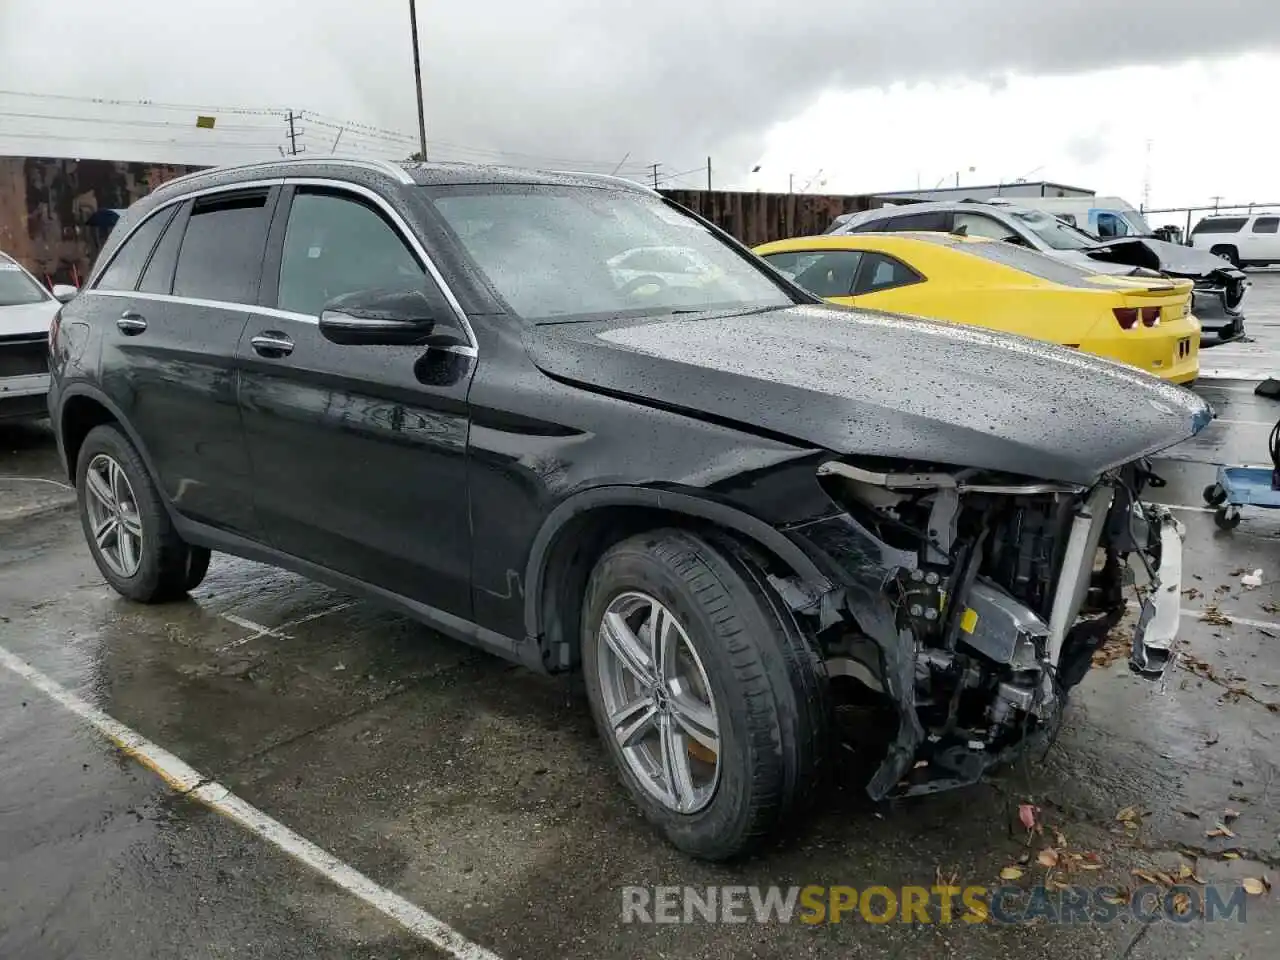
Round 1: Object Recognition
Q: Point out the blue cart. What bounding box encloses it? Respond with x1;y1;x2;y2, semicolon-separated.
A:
1203;465;1280;529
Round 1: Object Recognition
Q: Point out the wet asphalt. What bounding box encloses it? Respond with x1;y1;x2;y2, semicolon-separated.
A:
2;277;1279;959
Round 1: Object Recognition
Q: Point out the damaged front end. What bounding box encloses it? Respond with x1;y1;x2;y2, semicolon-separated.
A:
781;459;1184;799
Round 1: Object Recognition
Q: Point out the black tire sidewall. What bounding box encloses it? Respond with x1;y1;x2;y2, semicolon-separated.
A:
76;425;172;601
582;533;786;858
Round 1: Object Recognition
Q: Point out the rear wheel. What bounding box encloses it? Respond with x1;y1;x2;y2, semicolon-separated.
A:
76;424;211;602
1203;484;1228;506
1210;245;1240;268
581;529;829;860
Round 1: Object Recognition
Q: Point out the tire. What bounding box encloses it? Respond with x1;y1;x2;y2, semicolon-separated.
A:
1214;507;1242;531
1210;245;1240;268
581;528;829;860
1203;484;1228;506
76;423;211;602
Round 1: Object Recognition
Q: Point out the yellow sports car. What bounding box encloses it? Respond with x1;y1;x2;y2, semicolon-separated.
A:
753;232;1199;384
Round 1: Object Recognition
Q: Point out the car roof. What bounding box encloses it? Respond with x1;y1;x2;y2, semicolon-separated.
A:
835;199;1029;230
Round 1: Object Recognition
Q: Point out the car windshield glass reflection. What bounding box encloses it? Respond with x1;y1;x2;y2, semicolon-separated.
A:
0;264;50;306
426;185;795;322
1009;209;1097;250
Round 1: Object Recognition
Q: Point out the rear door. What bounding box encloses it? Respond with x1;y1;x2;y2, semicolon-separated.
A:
237;182;475;618
1248;215;1280;262
88;187;277;537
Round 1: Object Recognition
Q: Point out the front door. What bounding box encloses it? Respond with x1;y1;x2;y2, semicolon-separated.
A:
237;183;475;618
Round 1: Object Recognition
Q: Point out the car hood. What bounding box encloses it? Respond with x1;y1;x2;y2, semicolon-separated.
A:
0;300;58;338
1085;237;1248;283
526;305;1212;485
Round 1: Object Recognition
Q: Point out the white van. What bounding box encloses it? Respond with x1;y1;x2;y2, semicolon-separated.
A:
1189;213;1280;268
989;196;1153;239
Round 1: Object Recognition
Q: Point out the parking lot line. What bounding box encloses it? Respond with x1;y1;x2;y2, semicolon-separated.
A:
0;642;504;960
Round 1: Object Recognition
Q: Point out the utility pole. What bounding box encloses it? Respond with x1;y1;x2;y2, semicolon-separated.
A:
1210;195;1223;212
409;0;428;160
285;111;304;155
650;162;660;189
706;156;712;191
788;173;794;194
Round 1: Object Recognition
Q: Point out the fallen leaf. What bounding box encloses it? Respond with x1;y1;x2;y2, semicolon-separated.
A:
1224;808;1241;821
1200;605;1234;627
1018;804;1038;830
1224;852;1241;860
1000;866;1024;881
1116;805;1141;823
1046;877;1072;891
1178;808;1201;819
967;900;989;922
1100;889;1130;906
1132;869;1162;885
1078;862;1104;871
1038;848;1060;868
1182;587;1202;600
1242;878;1267;896
1229;567;1248;577
1261;601;1279;615
1172;892;1193;915
1155;871;1176;886
1207;823;1237;839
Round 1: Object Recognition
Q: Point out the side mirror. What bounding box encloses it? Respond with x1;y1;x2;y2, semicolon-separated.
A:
51;284;78;303
319;286;457;347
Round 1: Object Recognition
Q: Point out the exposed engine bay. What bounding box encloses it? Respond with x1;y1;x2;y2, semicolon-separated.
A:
779;458;1184;799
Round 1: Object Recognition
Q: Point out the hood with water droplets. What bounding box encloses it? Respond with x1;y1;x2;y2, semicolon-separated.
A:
526;304;1211;484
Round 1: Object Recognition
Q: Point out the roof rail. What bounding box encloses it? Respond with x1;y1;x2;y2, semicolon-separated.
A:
155;155;414;193
557;170;656;194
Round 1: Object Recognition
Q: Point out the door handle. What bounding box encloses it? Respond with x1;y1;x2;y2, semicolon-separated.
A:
250;331;294;358
117;311;147;335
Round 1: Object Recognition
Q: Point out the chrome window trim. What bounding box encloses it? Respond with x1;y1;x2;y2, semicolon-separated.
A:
86;175;477;351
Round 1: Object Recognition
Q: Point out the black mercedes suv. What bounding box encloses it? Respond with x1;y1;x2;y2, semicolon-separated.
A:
49;157;1209;859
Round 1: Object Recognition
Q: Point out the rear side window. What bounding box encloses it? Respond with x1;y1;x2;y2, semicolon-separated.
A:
1252;216;1279;234
95;207;176;292
854;253;922;294
276;190;425;317
173;192;272;304
868;210;952;233
1192;217;1246;235
138;205;188;294
915;234;1104;288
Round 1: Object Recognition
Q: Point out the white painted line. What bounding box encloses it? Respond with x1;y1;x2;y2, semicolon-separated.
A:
221;613;289;640
1159;503;1216;514
278;601;357;630
1200;368;1270;382
1129;603;1280;633
1212;418;1276;427
0;644;503;960
0;476;75;491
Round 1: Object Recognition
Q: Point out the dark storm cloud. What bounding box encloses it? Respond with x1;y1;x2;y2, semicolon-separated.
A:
3;0;1279;175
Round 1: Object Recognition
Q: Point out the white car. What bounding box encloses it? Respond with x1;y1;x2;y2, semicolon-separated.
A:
0;253;75;423
1190;213;1280;268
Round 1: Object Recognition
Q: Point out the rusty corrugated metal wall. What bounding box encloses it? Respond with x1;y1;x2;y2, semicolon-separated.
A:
0;156;202;285
660;189;877;246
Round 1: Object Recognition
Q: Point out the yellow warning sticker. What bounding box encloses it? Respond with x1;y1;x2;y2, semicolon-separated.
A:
960;608;979;634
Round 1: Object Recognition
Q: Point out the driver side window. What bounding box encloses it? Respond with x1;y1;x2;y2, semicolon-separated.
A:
276;189;425;317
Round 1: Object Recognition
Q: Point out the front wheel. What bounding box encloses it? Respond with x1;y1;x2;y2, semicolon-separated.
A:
1203;483;1228;506
76;424;211;602
581;529;829;860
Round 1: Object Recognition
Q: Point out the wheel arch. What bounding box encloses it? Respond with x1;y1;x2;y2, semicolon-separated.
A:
57;386;163;494
524;486;833;673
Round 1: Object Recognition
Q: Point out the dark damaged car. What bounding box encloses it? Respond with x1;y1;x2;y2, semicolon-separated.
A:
831;200;1249;342
48;159;1212;859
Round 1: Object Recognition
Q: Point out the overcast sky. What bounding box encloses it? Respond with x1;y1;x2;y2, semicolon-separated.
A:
2;1;1280;210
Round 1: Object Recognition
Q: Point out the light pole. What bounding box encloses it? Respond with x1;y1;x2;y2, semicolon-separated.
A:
409;0;428;160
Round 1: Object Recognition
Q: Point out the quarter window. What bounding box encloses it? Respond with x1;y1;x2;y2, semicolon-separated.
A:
138;205;188;294
1252;216;1279;234
762;250;863;297
95;207;176;292
874;210;952;232
953;213;1016;241
855;253;922;294
1191;217;1246;235
173;192;272;304
276;190;425;317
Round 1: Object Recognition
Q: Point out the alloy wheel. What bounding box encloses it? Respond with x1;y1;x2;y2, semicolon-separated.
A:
596;591;720;814
84;453;144;578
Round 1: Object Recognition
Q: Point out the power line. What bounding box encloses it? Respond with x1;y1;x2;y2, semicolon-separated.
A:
0;109;279;133
0;88;288;117
285;110;305;156
0;131;284;149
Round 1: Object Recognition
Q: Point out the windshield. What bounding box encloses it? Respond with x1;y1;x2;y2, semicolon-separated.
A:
1123;210;1154;236
0;262;50;306
1008;209;1098;251
423;184;795;322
